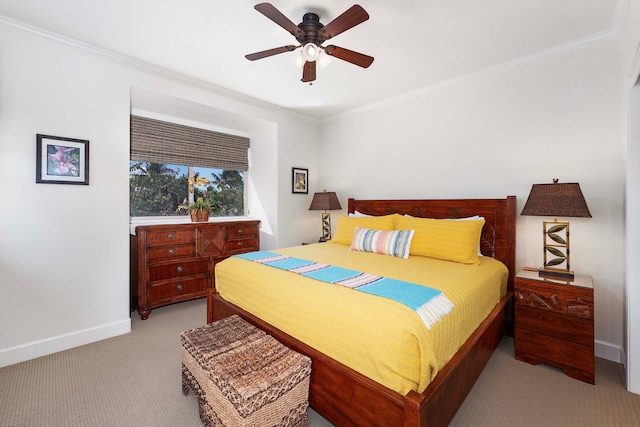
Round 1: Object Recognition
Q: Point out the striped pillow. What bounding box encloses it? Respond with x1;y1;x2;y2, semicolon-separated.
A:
350;227;415;259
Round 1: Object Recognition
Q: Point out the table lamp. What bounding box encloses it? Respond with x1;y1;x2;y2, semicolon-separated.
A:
309;190;342;242
521;179;591;280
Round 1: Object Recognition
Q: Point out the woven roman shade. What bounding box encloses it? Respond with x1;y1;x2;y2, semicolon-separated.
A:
130;115;250;171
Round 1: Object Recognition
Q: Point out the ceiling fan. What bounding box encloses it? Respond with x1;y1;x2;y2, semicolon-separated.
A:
245;3;374;83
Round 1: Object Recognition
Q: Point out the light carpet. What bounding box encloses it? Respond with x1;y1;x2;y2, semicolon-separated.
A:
1;298;639;426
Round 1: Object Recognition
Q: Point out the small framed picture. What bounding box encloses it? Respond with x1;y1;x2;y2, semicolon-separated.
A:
36;134;89;185
292;167;308;194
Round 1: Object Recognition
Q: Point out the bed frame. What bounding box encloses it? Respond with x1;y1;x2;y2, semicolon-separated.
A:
208;196;516;427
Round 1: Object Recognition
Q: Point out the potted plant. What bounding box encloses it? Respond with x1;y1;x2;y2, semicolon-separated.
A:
178;197;213;222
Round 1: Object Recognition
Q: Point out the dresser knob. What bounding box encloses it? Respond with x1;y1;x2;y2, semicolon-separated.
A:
238;228;243;234
168;233;175;240
176;266;184;273
168;249;175;255
176;284;184;291
238;242;243;246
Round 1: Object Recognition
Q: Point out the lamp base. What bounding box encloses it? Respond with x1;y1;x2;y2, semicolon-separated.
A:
538;268;575;280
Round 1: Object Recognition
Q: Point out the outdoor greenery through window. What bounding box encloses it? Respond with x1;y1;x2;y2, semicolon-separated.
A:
129;161;245;218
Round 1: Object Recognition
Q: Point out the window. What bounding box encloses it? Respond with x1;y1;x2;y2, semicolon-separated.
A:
129;162;245;217
129;115;249;218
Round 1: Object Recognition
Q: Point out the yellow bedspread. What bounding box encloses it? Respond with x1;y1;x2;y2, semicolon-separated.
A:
215;242;508;395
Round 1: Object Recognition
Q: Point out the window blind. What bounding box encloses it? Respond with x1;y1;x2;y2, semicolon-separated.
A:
130;115;250;171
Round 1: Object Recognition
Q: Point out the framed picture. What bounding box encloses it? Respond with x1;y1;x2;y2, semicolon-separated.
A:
292;167;308;194
36;134;89;185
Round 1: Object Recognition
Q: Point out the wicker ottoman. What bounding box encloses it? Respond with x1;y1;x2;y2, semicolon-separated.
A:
181;315;311;427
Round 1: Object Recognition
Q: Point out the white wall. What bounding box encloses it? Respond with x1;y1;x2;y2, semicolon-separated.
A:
0;21;321;366
0;10;633;374
621;0;640;395
320;38;626;362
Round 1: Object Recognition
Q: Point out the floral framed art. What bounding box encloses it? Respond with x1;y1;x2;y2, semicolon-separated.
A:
36;134;89;185
292;167;308;194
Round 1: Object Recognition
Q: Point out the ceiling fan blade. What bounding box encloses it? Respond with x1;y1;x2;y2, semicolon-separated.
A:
302;61;316;82
254;3;304;38
320;5;369;40
245;45;298;61
324;45;374;68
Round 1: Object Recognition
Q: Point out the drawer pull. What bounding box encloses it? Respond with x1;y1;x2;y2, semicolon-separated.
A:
168;249;175;255
176;284;184;291
176;266;184;273
168;233;175;240
238;228;243;234
238;242;243;246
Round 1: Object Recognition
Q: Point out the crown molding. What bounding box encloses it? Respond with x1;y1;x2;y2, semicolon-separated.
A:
324;28;620;124
0;14;320;125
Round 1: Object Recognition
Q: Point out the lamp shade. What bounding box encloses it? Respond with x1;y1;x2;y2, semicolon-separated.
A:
521;179;591;218
309;191;341;211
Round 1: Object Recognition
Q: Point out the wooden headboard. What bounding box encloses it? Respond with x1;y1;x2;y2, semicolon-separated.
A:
347;196;517;291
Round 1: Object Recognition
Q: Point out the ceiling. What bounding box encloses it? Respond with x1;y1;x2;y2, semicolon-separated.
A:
0;0;624;120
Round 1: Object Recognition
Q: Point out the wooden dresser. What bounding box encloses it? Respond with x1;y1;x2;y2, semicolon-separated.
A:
130;220;260;320
514;269;594;384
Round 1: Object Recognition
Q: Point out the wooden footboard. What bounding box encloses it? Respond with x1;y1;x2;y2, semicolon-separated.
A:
208;289;511;427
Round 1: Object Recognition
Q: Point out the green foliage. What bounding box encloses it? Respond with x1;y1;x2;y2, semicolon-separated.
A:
208;170;245;216
129;162;187;216
177;197;214;212
129;162;244;217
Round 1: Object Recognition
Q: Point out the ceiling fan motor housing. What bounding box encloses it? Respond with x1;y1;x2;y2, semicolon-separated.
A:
297;13;325;46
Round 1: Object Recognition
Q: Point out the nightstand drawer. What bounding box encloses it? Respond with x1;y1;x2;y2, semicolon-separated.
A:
515;305;593;346
515;328;594;374
515;282;593;319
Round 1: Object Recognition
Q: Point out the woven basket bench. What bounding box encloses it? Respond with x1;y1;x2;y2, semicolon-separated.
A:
181;314;312;427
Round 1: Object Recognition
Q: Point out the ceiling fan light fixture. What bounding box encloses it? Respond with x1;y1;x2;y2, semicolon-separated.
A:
302;43;321;62
246;4;373;82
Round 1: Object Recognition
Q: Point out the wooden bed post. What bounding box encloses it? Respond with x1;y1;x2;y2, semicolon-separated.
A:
403;390;427;427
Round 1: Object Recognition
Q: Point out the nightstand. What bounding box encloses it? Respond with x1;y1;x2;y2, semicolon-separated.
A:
514;269;595;384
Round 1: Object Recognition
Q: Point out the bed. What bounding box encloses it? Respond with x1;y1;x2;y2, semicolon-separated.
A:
207;197;516;427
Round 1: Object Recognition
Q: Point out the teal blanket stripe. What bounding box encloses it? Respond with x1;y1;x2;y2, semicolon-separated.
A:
234;251;454;329
358;278;441;311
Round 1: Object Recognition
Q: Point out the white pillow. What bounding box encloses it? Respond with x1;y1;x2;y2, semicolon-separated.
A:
348;210;373;217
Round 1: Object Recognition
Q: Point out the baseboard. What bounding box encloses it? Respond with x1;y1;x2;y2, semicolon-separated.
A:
0;318;131;368
595;339;624;364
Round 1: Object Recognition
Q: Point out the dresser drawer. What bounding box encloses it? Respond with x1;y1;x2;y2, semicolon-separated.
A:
148;259;208;281
148;243;195;261
148;277;208;301
514;284;593;319
147;229;193;246
226;223;258;238
226;238;259;253
515;305;593;346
